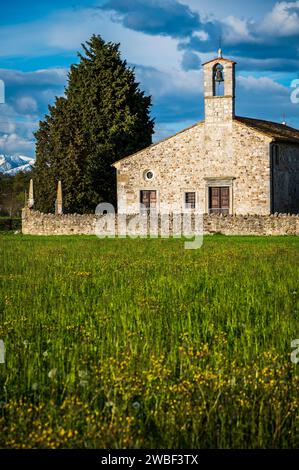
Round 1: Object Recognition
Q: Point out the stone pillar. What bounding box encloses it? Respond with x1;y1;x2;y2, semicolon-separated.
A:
55;180;63;215
28;179;34;209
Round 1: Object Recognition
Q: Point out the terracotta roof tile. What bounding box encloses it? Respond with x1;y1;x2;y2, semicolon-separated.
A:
235;116;299;144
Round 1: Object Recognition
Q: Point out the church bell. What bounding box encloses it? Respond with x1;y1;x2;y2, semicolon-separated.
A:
215;68;224;83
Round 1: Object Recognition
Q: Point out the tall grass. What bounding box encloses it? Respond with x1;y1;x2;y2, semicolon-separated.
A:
0;234;298;448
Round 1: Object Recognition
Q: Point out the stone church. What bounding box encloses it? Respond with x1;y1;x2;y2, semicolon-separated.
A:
113;50;299;215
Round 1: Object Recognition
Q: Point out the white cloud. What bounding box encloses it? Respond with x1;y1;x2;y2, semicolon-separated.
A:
222;15;256;44
0;68;68;86
183;0;276;21
0;68;67;157
260;1;299;36
238;75;289;93
192;30;209;42
135;65;203;98
14;97;38;114
236;73;299;128
0;133;35;156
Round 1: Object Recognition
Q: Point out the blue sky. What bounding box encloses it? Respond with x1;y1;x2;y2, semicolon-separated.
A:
0;0;299;156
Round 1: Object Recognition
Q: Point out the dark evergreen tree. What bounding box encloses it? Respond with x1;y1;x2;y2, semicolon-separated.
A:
34;35;154;213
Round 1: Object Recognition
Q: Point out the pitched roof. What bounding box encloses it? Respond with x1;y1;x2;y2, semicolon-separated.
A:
113;116;299;167
235;116;299;144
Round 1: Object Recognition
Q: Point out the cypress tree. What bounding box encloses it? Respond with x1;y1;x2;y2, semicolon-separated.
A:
34;35;154;213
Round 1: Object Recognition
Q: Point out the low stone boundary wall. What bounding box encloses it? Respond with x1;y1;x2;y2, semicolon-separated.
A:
22;208;299;236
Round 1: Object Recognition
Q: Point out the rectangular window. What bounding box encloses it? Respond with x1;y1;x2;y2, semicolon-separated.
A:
209;187;229;215
140;190;157;212
185;192;196;209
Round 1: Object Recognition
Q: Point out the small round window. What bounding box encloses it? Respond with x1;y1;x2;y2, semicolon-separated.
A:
144;170;154;181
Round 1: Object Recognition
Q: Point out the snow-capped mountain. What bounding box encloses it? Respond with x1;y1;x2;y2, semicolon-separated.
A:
0;155;35;175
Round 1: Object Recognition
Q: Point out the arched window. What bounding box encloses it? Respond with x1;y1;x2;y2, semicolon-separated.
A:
213;63;224;97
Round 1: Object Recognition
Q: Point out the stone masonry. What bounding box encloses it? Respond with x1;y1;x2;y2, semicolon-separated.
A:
22;208;299;236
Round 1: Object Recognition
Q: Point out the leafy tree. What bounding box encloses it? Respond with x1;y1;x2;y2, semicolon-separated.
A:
34;35;154;213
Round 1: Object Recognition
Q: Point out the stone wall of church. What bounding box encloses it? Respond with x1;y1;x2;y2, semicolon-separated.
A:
22;208;299;236
114;119;272;216
273;143;299;214
232;121;272;213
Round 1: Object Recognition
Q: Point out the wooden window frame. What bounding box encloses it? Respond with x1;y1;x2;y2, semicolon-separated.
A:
209;187;230;215
204;177;235;215
140;189;158;214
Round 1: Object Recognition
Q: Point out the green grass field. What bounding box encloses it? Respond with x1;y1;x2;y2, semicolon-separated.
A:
0;234;298;448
